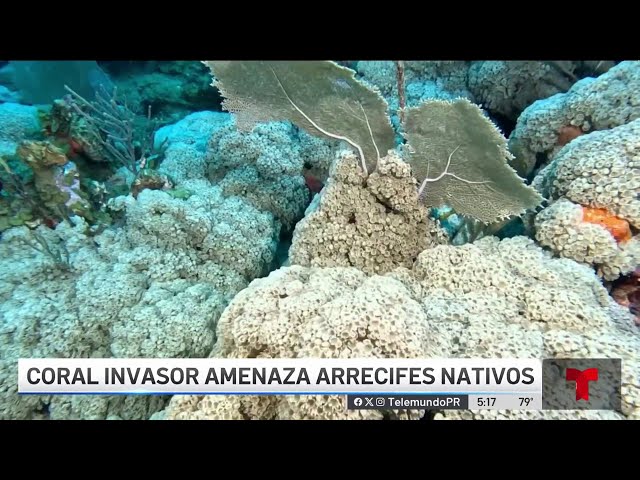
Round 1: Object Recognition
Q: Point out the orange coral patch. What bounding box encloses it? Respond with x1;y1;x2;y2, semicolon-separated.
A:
557;125;584;147
582;206;632;243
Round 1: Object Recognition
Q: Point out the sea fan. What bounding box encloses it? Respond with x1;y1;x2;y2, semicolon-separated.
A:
403;98;543;223
203;61;395;176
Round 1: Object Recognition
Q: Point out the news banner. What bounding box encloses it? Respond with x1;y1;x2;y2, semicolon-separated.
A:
17;358;623;411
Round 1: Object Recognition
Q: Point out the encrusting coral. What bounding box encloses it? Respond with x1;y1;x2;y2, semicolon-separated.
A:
164;236;639;420
206;120;335;230
533;118;640;229
0;178;280;420
509;61;640;178
355;61;608;131
289;150;448;275
582;207;632;243
534;199;639;281
467;61;581;122
2;59;638;422
533;118;640;280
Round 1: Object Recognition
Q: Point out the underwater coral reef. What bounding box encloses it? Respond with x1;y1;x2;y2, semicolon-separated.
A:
0;60;638;420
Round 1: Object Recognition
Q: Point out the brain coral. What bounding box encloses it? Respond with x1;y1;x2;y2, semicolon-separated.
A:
289;150;448;275
0;179;280;420
164;236;639;420
509;61;640;177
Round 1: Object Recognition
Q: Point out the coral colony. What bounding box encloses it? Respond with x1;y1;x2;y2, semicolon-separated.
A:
0;60;638;419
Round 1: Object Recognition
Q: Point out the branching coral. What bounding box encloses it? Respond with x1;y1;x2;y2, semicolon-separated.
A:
64;85;166;178
64;85;141;174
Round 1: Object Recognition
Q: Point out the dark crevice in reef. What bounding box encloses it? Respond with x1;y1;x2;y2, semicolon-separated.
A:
265;229;293;277
489;111;517;139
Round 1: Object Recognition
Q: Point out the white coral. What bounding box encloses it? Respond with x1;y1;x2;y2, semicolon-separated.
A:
534;199;639;280
509;61;640;177
165;236;639;420
0;180;280;420
289;151;448;275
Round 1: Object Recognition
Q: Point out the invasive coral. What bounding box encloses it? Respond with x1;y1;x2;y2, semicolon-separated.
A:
116;181;279;281
164;236;639;420
206;120;336;230
467;61;579;121
356;61;471;102
533;118;640;229
289;151;448;275
152;111;231;188
165;266;446;420
509;61;640;177
534;199;640;280
531;118;640;279
356;61;604;130
155;111;230;155
0;178;281;420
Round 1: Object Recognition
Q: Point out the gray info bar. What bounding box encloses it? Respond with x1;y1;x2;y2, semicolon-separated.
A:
346;394;468;410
